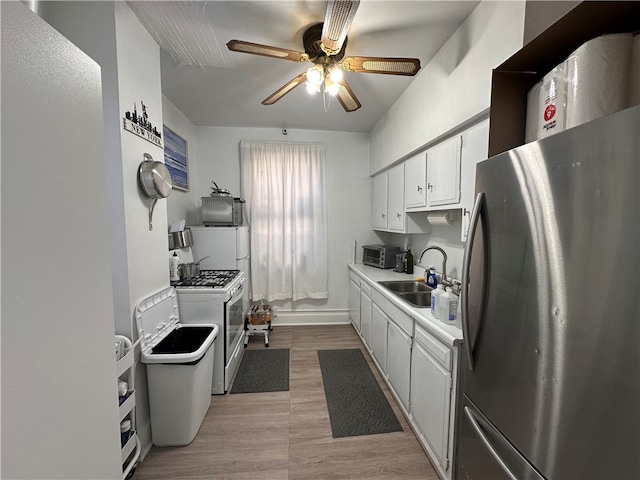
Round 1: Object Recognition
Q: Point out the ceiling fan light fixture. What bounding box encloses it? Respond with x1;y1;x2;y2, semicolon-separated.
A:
306;64;324;86
328;64;343;83
306;82;320;94
326;81;340;96
226;0;414;113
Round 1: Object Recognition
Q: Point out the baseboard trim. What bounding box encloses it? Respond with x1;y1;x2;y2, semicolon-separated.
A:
271;309;350;326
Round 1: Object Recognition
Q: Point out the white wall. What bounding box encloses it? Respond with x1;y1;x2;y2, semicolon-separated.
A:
523;0;580;45
369;0;526;173
166;126;380;320
40;0;170;460
1;3;122;478
392;224;465;281
163;95;200;225
114;2;169;453
39;0;133;348
114;2;169;312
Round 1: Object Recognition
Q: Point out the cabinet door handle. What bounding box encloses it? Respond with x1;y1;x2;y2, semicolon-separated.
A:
427;183;433;191
381;213;385;218
417;185;423;193
396;213;402;218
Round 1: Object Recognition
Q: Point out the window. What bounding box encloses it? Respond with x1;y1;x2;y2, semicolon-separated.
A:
240;141;328;301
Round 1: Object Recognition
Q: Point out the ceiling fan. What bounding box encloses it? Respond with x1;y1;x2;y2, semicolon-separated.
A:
226;0;421;112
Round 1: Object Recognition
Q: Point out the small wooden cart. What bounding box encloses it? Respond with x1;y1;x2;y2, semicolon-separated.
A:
244;305;274;347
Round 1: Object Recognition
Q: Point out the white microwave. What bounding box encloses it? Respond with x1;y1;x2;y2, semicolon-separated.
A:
201;196;244;226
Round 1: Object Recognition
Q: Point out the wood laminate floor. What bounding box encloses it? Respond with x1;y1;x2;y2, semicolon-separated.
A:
132;324;439;480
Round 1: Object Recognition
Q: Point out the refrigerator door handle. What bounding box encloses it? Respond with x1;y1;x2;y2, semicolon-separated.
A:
464;406;518;480
461;192;486;371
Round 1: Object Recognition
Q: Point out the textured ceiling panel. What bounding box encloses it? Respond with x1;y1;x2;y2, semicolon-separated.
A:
130;1;481;131
127;1;232;68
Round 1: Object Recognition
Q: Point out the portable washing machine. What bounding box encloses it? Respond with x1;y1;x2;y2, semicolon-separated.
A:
135;287;218;446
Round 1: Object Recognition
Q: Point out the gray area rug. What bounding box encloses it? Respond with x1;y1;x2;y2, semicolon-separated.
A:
230;349;290;394
318;349;403;438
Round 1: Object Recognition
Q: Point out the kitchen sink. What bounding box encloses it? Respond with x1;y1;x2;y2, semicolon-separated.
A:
378;281;432;293
378;281;433;308
400;291;432;308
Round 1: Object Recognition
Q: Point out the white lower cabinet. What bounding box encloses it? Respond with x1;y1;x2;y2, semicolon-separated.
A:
386;319;412;410
360;283;372;347
372;289;414;411
349;267;460;480
370;302;388;371
410;324;454;474
348;273;361;332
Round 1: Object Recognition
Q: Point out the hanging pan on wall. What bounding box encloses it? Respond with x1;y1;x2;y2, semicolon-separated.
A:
138;153;172;230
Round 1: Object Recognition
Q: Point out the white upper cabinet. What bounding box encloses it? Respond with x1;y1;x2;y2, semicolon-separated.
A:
372;164;429;234
426;135;462;208
387;164;405;231
405;152;428;210
459;118;490;241
373;119;488;240
368;2;525;173
372;172;388;230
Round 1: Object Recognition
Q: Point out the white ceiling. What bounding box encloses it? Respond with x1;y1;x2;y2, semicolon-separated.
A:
129;1;480;133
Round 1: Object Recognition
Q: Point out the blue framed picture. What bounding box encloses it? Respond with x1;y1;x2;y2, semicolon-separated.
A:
163;125;189;191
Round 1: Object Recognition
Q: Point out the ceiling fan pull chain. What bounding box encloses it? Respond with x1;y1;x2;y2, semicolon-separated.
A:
323;85;331;112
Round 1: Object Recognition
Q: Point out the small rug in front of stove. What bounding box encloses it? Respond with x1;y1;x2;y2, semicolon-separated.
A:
230;348;290;394
318;349;403;438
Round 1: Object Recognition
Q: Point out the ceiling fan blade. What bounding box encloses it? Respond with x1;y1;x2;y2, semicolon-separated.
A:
341;56;421;76
321;0;360;56
227;40;309;63
336;78;361;112
262;72;308;105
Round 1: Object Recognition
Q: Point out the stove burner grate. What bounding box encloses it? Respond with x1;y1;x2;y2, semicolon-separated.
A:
174;270;240;288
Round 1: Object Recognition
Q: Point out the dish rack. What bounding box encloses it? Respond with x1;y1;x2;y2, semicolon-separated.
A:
115;335;141;479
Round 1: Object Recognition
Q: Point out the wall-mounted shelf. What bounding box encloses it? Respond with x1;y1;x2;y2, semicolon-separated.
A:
488;1;640;157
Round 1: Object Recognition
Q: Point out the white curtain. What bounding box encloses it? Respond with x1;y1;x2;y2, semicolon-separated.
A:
240;141;328;302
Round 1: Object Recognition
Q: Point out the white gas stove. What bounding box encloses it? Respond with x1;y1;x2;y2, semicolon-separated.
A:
175;269;247;394
174;269;243;294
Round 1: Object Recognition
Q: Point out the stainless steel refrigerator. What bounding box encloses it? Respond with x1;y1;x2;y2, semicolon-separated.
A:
458;106;639;480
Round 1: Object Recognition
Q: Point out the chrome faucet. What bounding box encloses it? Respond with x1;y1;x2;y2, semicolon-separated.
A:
417;246;449;286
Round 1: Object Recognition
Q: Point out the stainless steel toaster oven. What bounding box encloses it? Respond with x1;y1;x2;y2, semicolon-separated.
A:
362;245;401;269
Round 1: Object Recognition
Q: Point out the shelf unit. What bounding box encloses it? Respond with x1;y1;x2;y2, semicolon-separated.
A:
488;1;640;157
116;335;141;479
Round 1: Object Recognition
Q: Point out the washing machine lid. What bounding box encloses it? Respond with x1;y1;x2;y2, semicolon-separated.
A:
135;287;181;356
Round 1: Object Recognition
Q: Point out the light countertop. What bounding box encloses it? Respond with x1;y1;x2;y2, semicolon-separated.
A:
349;263;464;347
